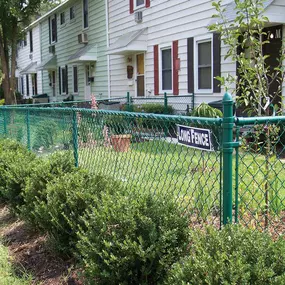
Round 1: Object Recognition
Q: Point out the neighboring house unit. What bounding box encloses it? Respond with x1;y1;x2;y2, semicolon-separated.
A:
38;0;108;101
16;23;43;98
17;0;108;102
106;0;285;107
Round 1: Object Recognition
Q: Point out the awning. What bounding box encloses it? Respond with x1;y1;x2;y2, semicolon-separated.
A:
37;56;57;70
107;28;148;55
68;45;97;63
20;62;37;74
209;0;285;25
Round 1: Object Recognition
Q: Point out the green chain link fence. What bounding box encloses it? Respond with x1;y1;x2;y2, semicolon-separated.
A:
1;93;285;235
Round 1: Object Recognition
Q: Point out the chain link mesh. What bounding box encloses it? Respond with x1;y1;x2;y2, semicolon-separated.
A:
0;106;221;229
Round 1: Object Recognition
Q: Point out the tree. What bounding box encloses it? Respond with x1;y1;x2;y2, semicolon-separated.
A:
209;0;285;228
209;0;285;116
0;0;58;105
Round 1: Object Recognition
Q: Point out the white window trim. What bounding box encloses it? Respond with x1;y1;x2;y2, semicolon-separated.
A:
61;66;67;95
82;0;89;31
72;65;79;94
134;0;145;10
50;14;57;44
194;34;213;94
159;43;173;94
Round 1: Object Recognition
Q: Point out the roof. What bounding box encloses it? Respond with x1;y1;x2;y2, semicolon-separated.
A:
37;56;57;70
26;0;71;30
107;28;148;55
20;62;37;74
68;45;97;63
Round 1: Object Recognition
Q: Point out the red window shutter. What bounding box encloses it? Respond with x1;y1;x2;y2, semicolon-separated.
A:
154;45;159;95
146;0;150;8
173;40;179;95
130;0;134;14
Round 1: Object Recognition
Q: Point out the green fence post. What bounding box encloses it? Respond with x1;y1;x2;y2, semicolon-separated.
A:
26;109;31;151
164;92;168;114
3;107;7;136
127;92;131;112
72;110;79;167
222;92;234;225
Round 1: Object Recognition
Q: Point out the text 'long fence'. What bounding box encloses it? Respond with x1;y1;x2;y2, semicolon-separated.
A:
1;93;285;236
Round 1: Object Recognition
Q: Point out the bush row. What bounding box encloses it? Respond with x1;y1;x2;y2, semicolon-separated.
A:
1;139;285;284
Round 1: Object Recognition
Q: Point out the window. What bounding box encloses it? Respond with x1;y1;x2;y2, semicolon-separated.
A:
135;0;145;8
24;34;27;47
32;74;38;95
70;6;75;20
83;0;88;29
26;75;29;96
73;66;78;93
20;77;24;95
197;41;212;90
61;66;68;94
161;48;172;91
49;14;57;43
60;12;65;25
29;30;33;53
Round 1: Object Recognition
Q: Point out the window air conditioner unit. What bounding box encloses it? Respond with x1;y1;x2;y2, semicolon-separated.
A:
135;11;143;23
78;33;88;44
29;53;33;60
49;45;55;54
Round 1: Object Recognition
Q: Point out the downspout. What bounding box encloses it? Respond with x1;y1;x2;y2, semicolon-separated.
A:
105;0;111;99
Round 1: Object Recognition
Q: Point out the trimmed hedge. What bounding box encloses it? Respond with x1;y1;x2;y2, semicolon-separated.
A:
164;226;285;285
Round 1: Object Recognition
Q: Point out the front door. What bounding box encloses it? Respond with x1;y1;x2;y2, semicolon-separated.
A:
136;54;145;97
263;25;283;111
85;64;91;100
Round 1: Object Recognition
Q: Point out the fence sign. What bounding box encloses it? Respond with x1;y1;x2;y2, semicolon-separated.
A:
177;124;213;151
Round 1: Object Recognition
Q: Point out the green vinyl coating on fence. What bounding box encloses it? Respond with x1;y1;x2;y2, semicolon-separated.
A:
2;94;285;236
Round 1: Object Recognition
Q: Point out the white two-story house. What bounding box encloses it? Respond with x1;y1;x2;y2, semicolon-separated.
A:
106;0;285;108
16;22;43;99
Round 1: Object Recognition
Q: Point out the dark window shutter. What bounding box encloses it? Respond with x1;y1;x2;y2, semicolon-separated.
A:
55;14;58;42
58;67;61;94
48;17;51;45
187;37;194;94
213;33;221;93
65;65;69;94
146;0;150;8
130;0;134;14
154;45;159;95
173;40;179;95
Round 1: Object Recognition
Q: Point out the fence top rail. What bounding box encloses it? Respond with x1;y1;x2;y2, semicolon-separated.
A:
236;115;285;126
0;106;222;124
0;97;128;108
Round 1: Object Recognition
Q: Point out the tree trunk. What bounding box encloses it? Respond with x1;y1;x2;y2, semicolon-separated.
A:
9;20;18;105
0;25;15;105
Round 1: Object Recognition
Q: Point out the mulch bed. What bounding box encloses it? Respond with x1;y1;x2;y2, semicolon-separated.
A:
0;204;82;285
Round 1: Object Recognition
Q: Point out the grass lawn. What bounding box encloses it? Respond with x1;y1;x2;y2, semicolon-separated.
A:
0;243;31;285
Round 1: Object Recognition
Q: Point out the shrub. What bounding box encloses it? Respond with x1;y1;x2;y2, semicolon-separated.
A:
41;170;123;253
190;103;222;118
164;225;285;285
32;120;58;149
0;139;36;209
133;103;174;115
77;191;190;285
20;151;76;228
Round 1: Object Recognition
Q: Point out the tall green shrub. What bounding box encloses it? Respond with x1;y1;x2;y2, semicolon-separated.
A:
0;139;36;209
20;151;76;228
77;191;190;285
40;170;123;254
165;226;285;285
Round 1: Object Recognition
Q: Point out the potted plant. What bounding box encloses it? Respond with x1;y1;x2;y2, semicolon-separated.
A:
104;115;132;152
